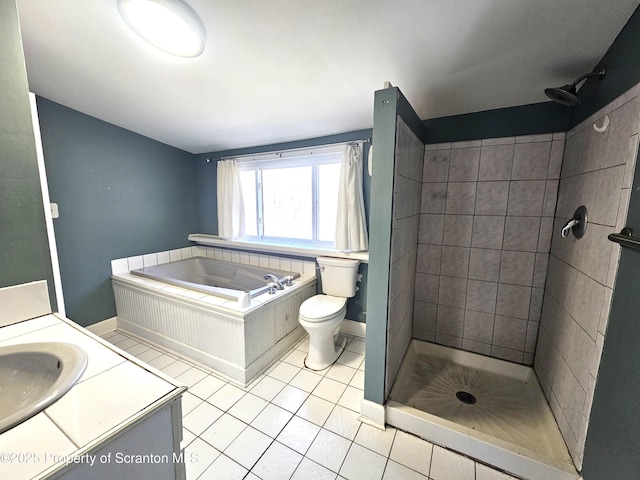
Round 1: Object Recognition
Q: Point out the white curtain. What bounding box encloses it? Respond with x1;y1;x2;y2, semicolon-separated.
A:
217;160;245;240
335;144;369;252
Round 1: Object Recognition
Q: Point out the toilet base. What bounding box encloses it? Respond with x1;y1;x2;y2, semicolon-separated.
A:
304;333;346;371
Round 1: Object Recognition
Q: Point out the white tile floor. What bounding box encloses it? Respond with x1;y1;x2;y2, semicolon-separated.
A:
101;330;521;480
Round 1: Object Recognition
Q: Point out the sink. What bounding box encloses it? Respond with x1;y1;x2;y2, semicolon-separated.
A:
0;342;88;434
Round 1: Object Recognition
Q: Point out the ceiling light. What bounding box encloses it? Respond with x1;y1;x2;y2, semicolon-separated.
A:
117;0;206;57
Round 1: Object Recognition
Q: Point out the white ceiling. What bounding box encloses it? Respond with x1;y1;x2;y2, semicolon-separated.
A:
16;0;640;154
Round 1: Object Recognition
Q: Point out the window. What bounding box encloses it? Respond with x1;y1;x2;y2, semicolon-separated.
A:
235;146;343;246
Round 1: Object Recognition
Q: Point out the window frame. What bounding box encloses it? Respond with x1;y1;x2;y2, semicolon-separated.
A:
232;145;344;247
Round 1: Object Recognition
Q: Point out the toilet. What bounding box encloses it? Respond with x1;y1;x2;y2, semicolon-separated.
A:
298;256;361;371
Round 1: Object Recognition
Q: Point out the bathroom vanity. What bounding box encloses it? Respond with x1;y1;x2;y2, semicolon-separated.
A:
0;281;186;480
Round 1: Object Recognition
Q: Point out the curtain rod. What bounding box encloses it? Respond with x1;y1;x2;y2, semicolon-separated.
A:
211;138;371;163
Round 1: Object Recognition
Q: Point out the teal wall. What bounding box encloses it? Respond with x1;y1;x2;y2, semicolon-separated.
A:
581;6;640;478
583;137;640;478
582;242;640;479
363;88;398;404
195;129;373;323
570;4;640;129
364;87;425;404
0;0;55;308
36;95;373;326
423;102;571;144
37;98;198;326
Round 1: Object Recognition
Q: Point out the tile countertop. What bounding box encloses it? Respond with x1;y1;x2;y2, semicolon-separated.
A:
0;314;186;479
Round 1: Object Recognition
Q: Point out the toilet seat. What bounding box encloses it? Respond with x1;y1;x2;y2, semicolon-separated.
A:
299;295;346;323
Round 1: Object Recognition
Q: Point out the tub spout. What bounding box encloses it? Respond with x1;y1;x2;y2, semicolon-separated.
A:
264;274;284;290
238;291;251;307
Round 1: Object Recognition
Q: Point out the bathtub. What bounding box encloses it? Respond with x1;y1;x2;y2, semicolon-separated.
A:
112;255;316;386
130;257;300;305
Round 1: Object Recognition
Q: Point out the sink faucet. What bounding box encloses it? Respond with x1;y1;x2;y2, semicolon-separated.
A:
264;274;284;290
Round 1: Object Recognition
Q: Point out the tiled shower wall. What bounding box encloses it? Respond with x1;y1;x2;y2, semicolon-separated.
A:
535;88;639;469
385;119;424;399
414;134;564;364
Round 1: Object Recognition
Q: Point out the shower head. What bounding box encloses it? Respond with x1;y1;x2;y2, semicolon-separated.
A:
544;84;579;106
545;67;606;106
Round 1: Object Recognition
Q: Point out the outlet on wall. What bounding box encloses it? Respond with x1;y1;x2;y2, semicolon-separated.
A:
50;203;59;219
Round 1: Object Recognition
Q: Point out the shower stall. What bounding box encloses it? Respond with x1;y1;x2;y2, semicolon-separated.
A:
364;85;639;479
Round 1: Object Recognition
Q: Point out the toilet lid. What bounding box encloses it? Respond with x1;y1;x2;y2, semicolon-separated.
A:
300;295;347;321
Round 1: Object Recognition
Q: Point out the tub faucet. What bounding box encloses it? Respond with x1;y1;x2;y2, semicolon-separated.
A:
264;274;284;290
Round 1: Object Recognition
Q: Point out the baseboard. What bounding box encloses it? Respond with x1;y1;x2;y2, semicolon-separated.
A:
85;316;118;336
359;398;386;429
341;318;366;338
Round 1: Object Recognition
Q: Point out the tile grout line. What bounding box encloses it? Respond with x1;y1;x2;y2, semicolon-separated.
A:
194;362;360;477
102;329;508;480
187;340;365;477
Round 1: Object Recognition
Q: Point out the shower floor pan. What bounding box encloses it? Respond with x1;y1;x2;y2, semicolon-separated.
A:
387;340;578;480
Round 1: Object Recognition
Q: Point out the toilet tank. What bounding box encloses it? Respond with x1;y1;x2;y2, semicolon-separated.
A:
317;256;361;298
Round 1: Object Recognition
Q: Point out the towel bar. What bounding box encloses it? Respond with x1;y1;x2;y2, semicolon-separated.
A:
608;228;640;252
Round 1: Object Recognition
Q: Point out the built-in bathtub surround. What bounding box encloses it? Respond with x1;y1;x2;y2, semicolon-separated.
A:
131;257;300;305
416;133;564;364
536;85;640;469
112;245;317;385
385;118;424;399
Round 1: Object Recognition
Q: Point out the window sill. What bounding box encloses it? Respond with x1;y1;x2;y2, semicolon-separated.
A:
188;234;369;263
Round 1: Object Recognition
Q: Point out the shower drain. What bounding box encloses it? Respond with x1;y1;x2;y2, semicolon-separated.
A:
456;391;477;404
